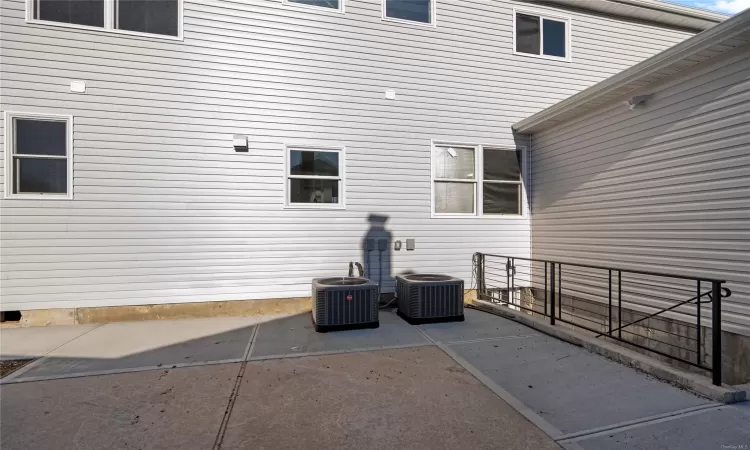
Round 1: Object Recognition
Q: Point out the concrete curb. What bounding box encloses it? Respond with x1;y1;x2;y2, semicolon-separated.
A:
466;301;747;404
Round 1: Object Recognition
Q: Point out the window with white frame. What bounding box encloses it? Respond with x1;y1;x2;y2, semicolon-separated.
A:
514;11;569;60
28;0;181;38
383;0;434;25
432;143;524;216
5;112;73;199
286;147;344;207
285;0;343;12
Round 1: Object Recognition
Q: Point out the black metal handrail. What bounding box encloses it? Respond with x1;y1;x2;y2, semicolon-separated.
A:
473;253;731;386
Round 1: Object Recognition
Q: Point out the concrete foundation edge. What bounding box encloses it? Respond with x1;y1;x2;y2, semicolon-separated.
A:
2;290;481;327
466;299;747;404
4;297;312;327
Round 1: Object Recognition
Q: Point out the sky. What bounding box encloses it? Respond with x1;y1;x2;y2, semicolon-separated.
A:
668;0;750;14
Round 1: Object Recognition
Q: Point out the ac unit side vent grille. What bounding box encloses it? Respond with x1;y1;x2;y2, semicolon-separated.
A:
312;278;379;332
396;274;464;324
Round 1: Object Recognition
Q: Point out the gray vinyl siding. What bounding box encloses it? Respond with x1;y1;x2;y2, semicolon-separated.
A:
0;0;693;310
529;44;750;336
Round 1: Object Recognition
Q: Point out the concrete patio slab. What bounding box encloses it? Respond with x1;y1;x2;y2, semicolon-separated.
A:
0;324;99;360
9;316;259;381
0;363;239;450
417;308;541;343
449;333;713;435
249;310;429;359
222;346;561;450
575;404;750;449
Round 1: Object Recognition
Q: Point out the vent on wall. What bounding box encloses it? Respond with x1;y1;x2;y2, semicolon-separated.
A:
0;311;22;323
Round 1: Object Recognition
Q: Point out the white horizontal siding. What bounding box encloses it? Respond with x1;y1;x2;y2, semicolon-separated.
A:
0;0;693;310
530;44;750;336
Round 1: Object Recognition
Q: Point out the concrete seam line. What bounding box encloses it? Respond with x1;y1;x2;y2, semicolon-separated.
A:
243;324;259;361
412;326;565;441
1;323;105;382
213;325;258;450
246;342;435;362
558;404;725;444
556;403;721;442
0;358;245;384
445;334;541;346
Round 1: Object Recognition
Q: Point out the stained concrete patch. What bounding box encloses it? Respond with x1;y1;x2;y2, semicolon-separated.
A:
417;308;541;343
450;334;712;435
13;317;258;379
0;363;239;450
223;346;561;450
576;406;750;450
250;310;429;359
0;324;99;360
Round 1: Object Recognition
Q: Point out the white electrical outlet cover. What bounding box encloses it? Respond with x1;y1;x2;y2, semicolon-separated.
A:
70;80;86;93
385;89;396;100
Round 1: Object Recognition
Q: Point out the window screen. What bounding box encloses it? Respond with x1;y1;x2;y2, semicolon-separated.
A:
385;0;432;24
117;0;179;37
515;13;540;55
37;0;105;27
483;148;522;215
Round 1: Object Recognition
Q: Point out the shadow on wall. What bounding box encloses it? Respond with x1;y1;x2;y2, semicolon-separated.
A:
361;214;393;293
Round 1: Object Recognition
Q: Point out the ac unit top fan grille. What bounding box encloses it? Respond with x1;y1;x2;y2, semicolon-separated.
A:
402;274;454;282
317;277;370;286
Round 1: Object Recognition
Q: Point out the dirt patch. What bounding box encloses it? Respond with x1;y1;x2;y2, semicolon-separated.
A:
0;359;34;378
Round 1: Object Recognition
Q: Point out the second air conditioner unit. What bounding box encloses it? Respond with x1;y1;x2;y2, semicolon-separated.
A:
396;274;465;324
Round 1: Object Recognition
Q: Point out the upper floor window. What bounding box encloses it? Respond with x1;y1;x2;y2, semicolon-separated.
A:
383;0;434;26
4;112;73;199
28;0;182;39
514;10;570;61
285;0;343;12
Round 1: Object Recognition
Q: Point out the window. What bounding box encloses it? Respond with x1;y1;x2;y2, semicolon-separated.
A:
28;0;181;38
35;0;104;27
432;145;476;214
286;147;345;208
431;142;524;217
284;0;343;12
4;112;73;199
383;0;434;25
117;0;180;36
514;11;569;60
483;148;522;215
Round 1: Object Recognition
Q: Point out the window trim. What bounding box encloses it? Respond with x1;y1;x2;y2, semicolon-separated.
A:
381;0;437;28
282;0;345;14
430;140;527;219
284;145;346;210
4;111;74;200
25;0;184;41
512;8;572;63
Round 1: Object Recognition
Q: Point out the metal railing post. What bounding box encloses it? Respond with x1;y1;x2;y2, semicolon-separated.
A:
696;280;701;366
608;270;613;335
618;271;622;339
544;261;548;315
549;262;556;325
712;281;722;386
